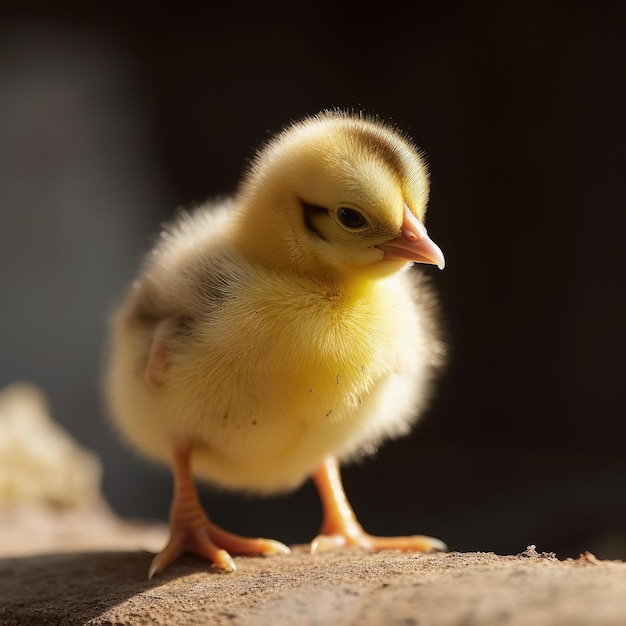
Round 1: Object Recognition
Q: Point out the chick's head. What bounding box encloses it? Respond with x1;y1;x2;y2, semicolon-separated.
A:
233;112;444;280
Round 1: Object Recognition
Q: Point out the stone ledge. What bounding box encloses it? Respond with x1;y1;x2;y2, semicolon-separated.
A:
2;546;626;626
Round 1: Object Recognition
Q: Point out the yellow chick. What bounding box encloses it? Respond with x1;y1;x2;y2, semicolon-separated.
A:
105;111;447;578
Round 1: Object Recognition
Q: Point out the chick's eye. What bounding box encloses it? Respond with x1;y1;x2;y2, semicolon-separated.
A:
337;207;367;229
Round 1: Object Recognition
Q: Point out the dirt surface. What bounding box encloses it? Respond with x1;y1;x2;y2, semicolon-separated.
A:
2;505;626;626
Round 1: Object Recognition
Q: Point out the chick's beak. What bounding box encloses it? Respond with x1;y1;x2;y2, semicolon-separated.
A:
377;204;445;270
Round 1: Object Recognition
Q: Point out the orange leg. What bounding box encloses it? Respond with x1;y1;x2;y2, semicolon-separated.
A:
310;456;447;554
148;445;289;579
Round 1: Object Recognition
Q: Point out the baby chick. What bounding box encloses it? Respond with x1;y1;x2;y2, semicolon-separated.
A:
105;111;447;578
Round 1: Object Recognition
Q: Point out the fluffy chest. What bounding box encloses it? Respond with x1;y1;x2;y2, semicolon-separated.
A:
172;272;418;421
162;269;425;490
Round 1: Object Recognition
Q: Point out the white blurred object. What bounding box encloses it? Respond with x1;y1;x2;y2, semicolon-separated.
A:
0;381;101;507
0;381;168;556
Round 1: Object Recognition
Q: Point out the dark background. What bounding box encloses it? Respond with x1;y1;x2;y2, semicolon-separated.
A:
1;2;625;559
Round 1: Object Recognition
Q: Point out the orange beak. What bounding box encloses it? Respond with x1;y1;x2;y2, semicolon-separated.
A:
377;204;445;270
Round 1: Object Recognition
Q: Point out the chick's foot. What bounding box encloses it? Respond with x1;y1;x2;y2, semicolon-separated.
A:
149;446;289;579
310;529;447;554
149;512;290;578
310;456;446;555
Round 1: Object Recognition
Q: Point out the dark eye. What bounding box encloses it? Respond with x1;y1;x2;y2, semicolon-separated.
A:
337;207;367;229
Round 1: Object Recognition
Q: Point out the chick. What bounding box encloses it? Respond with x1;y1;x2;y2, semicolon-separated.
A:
105;111;447;578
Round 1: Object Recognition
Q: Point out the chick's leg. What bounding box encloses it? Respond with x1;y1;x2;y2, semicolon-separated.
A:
310;456;446;554
149;445;289;579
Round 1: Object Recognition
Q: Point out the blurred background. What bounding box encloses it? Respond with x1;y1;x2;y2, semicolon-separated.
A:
1;1;625;559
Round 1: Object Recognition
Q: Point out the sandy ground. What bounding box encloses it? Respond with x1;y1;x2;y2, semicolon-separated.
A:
2;504;626;626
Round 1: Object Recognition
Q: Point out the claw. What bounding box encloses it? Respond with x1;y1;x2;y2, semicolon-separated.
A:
213;549;237;573
261;539;291;556
310;533;350;554
148;556;162;581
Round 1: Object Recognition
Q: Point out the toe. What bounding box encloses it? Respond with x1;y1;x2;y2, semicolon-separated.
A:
367;534;448;553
